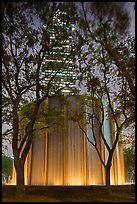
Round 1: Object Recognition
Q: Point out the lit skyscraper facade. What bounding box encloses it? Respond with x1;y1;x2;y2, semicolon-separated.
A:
41;9;76;95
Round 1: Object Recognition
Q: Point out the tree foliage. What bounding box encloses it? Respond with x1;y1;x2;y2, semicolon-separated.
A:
123;146;135;183
75;2;135;98
2;154;13;176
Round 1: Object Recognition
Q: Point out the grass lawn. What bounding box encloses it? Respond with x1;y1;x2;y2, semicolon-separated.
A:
2;185;135;202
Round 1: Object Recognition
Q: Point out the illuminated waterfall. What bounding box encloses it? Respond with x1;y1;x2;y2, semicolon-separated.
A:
66;96;86;185
86;105;104;185
11;95;125;185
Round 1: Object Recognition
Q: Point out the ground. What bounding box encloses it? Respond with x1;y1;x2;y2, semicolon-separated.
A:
2;185;135;202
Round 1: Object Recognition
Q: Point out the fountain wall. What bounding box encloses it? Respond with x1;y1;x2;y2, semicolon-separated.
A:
11;95;125;185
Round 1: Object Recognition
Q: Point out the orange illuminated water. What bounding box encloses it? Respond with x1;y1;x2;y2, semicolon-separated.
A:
11;96;125;186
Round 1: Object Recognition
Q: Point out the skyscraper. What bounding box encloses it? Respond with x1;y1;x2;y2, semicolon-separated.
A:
41;9;76;95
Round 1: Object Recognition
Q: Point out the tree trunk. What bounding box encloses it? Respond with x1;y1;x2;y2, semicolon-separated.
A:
14;158;25;194
105;165;111;193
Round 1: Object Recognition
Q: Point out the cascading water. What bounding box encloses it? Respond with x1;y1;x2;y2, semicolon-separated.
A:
11;95;125;185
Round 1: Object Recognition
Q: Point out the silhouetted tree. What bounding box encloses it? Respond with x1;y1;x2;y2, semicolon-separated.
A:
2;2;77;192
75;2;135;98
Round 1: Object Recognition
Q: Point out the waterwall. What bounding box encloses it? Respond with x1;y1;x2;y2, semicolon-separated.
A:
11;95;125;185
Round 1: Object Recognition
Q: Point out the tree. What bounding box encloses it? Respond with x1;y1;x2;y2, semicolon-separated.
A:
75;2;135;98
123;147;135;183
2;154;13;182
73;2;135;190
70;62;129;191
2;2;77;192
